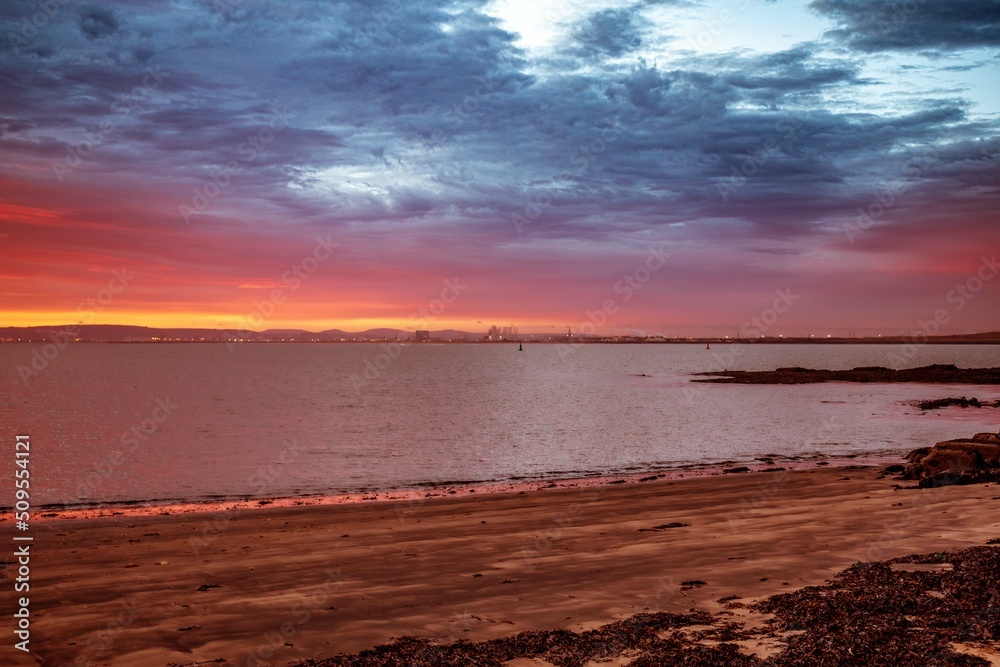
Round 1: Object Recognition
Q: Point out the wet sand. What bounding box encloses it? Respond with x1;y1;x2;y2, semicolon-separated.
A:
7;465;1000;666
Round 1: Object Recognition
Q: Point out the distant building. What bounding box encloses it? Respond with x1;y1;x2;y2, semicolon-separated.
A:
487;324;518;340
414;330;430;341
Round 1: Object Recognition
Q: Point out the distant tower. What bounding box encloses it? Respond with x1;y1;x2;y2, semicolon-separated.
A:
487;324;518;340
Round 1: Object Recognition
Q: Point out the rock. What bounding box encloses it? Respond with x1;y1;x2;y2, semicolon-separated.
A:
914;397;983;410
901;432;1000;487
693;365;1000;384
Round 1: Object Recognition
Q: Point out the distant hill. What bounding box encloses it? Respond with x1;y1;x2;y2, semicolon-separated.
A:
0;324;479;342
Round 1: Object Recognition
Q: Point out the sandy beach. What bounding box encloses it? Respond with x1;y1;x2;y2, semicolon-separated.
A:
7;464;1000;666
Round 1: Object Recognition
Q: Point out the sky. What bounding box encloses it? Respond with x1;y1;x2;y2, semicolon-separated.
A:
1;0;998;337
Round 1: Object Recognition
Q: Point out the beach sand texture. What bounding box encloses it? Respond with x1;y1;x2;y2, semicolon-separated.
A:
6;466;1000;665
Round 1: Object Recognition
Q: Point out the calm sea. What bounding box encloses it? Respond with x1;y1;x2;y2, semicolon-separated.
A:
1;343;998;506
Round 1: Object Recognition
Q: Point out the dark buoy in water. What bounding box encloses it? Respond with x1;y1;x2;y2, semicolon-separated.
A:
518;342;523;351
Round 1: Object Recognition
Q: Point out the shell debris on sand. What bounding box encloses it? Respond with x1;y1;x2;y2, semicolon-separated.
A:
295;542;1000;667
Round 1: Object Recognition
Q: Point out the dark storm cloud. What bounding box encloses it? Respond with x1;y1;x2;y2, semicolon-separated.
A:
80;7;119;40
811;0;1000;51
1;0;998;259
723;46;860;92
572;7;647;58
290;6;531;118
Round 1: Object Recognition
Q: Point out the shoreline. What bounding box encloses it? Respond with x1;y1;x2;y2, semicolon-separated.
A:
3;452;905;522
14;463;1000;666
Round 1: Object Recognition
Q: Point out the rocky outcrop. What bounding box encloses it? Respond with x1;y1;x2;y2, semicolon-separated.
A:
914;396;1000;410
693;365;1000;384
900;432;1000;487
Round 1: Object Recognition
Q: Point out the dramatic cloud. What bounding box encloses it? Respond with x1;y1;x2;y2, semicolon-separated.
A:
79;7;119;40
572;7;647;58
0;0;998;335
812;0;1000;52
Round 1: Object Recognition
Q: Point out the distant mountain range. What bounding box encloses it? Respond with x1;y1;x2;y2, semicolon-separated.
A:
0;324;477;342
1;324;999;344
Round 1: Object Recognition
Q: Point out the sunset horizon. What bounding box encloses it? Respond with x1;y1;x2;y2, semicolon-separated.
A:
4;319;1000;339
